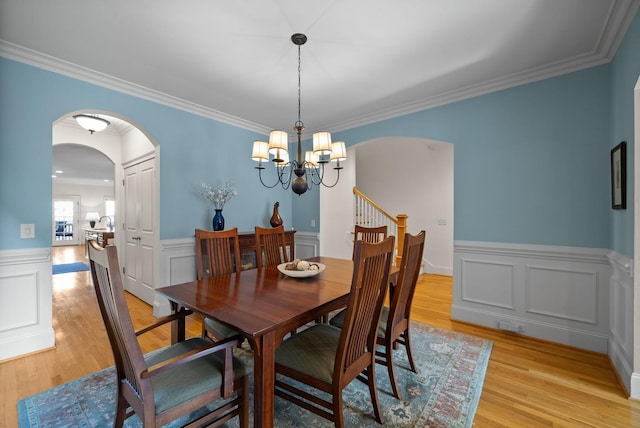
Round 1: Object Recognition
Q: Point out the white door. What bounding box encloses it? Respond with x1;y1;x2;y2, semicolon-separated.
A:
124;158;155;304
52;196;81;246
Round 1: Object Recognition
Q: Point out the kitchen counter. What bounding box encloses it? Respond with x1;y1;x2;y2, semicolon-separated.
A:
82;228;115;247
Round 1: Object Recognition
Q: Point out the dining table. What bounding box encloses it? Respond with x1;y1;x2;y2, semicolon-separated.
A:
156;256;356;428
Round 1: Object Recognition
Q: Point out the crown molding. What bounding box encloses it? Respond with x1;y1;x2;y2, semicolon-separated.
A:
1;0;637;139
0;41;271;136
310;0;640;135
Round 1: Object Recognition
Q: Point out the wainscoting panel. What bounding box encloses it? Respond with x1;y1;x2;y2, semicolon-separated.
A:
452;241;611;354
155;238;195;317
460;259;515;309
293;231;319;260
526;266;599;324
0;247;54;361
0;272;39;330
607;250;633;395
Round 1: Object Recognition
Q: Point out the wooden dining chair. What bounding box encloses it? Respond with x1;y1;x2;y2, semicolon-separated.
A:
87;240;249;428
255;225;289;267
352;224;388;259
195;228;243;341
274;236;395;427
331;230;425;399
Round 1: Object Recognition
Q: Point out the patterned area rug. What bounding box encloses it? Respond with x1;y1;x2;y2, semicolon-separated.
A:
18;322;492;427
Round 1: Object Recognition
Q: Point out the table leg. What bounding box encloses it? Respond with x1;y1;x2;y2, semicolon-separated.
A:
168;301;185;344
248;331;276;428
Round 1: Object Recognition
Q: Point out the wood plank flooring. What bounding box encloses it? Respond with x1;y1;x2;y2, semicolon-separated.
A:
1;245;639;427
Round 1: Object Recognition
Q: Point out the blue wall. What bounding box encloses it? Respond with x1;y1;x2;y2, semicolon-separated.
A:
1;10;638;256
0;57;292;249
610;10;640;257
303;66;612;249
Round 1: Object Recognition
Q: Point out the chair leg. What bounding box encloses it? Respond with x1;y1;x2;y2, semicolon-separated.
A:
239;375;249;428
366;363;384;424
114;392;128;428
334;387;345;428
404;329;417;372
386;339;402;399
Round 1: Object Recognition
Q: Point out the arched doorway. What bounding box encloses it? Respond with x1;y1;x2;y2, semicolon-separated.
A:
52;112;159;305
320;136;454;274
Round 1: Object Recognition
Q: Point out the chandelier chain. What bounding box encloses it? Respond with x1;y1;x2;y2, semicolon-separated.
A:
297;44;302;127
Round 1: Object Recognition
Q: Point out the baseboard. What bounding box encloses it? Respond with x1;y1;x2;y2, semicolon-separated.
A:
422;257;453;276
0;329;55;361
451;303;609;353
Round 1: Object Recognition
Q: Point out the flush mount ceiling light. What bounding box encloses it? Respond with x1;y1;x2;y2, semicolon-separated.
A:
251;33;346;196
73;114;110;134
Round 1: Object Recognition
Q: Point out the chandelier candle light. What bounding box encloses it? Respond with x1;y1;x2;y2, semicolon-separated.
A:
251;33;347;195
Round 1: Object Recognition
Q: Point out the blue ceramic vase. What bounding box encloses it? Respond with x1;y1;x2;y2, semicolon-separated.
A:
213;209;224;231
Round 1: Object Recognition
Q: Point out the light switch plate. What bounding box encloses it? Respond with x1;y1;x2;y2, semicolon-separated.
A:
20;224;35;238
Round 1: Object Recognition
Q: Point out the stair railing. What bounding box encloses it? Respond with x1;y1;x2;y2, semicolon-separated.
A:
353;187;408;266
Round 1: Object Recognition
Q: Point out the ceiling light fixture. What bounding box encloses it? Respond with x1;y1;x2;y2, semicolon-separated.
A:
73;114;110;134
251;33;346;195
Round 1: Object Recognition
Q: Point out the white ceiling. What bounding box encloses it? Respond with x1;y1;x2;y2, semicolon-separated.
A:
2;1;639;183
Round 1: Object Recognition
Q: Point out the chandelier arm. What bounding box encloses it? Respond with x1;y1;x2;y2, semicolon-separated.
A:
303;161;343;188
256;166;284;189
307;161;326;186
278;163;294;190
256;162;295;189
318;164;342;188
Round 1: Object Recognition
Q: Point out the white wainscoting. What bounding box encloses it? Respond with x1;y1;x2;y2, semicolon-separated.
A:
0;247;55;361
452;241;612;354
154;238;196;317
607;250;633;394
154;232;321;318
292;232;319;260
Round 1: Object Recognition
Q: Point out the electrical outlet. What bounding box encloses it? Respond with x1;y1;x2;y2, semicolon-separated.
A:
311;219;316;227
20;224;35;238
498;320;524;333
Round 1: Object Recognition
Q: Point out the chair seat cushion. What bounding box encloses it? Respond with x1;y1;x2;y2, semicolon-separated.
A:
329;307;389;337
145;337;248;414
275;324;341;383
203;317;240;339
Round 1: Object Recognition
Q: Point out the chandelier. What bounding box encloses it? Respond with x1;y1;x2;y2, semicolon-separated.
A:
251;33;346;195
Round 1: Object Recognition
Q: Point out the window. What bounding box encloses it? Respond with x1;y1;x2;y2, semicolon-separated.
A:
104;198;115;223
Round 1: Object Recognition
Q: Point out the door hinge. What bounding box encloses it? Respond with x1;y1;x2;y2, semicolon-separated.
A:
123;266;126;274
122;179;125;186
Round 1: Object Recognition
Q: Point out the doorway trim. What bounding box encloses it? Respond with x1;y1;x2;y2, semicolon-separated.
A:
52;110;161;299
631;75;640;399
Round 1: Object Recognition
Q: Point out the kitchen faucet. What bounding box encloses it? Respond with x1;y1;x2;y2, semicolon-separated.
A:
99;216;113;228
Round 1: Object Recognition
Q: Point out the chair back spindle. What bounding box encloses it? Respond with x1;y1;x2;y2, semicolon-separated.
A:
352;225;387;259
339;236;395;373
196;227;242;279
255;225;289;267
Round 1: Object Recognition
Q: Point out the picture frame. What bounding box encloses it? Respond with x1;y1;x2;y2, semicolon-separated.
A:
610;141;627;209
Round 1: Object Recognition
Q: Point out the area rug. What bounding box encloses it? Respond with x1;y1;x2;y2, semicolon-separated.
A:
17;322;492;427
52;262;90;275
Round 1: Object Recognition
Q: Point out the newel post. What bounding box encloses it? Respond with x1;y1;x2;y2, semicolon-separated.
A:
395;214;408;266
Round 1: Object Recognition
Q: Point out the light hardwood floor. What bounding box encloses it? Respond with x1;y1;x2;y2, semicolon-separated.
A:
1;245;639;427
